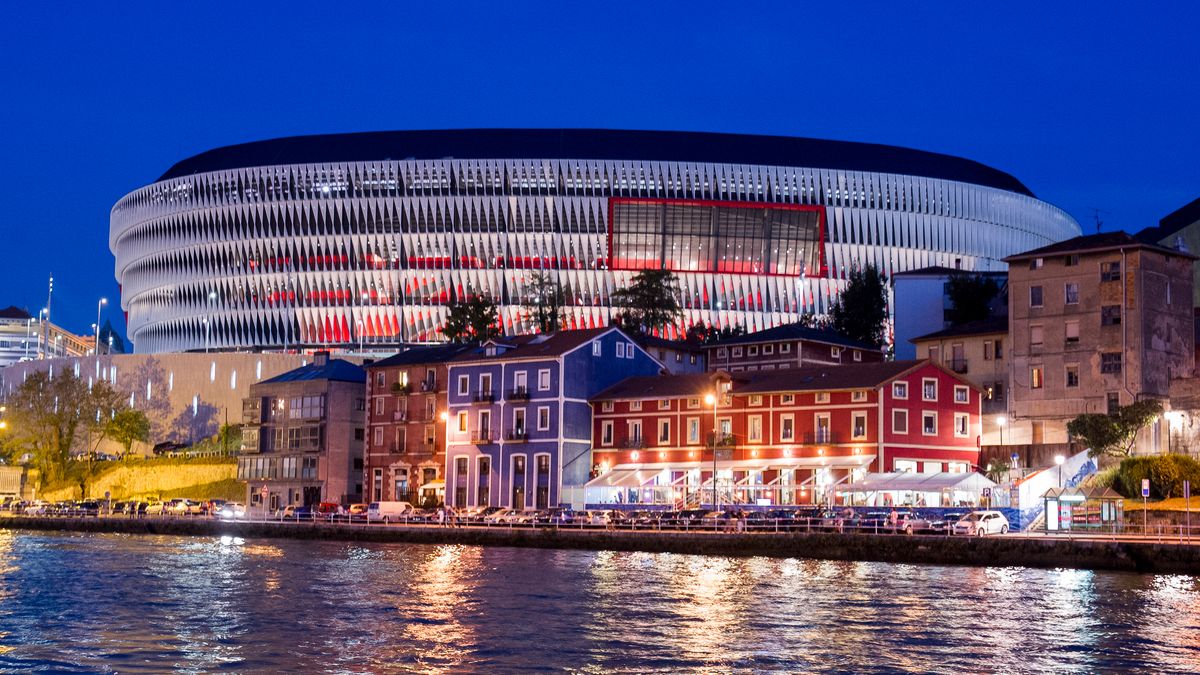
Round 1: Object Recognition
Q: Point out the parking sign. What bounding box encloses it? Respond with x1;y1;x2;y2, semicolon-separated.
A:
1185;480;1191;500
1142;479;1150;498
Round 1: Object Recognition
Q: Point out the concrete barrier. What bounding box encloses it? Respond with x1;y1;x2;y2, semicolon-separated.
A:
3;516;1199;574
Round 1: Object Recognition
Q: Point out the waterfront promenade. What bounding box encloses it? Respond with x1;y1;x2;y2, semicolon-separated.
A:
3;514;1200;574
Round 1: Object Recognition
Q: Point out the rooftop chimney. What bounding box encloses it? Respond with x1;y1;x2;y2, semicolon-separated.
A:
314;350;330;366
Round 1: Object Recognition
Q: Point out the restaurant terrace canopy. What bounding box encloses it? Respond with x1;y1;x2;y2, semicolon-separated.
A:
834;471;997;508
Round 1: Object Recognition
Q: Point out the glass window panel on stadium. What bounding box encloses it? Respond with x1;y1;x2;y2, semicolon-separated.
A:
110;158;1079;353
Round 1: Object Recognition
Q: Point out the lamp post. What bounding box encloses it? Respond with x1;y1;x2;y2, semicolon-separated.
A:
38;308;48;359
1054;454;1066;488
705;392;718;509
95;297;107;355
996;415;1007;447
440;411;451;507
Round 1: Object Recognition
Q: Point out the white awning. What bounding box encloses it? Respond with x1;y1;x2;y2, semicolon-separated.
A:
586;454;877;489
835;472;996;494
419;479;446;491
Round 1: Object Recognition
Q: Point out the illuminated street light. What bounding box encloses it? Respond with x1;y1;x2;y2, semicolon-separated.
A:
704;392;718;508
1054;454;1066;487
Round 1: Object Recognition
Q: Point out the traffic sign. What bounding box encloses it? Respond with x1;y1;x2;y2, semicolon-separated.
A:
1142;479;1150;498
1185;480;1191;500
982;488;991;498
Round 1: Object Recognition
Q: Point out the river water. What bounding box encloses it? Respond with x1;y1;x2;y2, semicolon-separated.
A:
0;530;1197;673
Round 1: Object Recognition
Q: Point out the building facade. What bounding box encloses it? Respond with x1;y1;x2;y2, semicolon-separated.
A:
0;306;92;367
892;266;1007;360
109;129;1080;353
1005;232;1194;449
704;323;882;372
363;343;471;505
587;361;982;508
444;327;661;510
237;353;366;511
910;316;1009;444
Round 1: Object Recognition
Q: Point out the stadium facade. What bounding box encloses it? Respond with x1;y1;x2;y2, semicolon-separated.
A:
110;129;1080;353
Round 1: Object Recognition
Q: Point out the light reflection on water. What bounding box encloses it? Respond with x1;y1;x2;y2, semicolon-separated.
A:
0;530;1197;673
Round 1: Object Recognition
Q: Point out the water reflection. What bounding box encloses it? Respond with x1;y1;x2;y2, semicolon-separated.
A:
0;530;1198;673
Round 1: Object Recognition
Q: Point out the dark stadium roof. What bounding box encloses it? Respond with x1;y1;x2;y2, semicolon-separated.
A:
157;129;1035;197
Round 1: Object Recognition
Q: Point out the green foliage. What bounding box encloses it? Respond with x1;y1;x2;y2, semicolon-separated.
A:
610;270;683;335
1067;400;1163;458
522;270;566;333
1116;455;1200;499
945;273;1001;325
1091;465;1120;490
985;456;1010;482
796;312;832;330
107;408;151;457
828;264;888;348
685;322;746;345
442;295;501;343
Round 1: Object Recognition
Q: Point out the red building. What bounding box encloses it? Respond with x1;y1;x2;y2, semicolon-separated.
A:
363;344;472;506
587;360;980;508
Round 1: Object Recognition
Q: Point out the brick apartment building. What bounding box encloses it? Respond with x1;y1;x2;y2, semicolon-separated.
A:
703;323;883;373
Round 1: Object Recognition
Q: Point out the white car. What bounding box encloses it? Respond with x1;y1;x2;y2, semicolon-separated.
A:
952;510;1010;536
219;502;246;519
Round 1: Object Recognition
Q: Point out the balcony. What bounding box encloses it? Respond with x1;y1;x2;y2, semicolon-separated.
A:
419;379;438;393
948;358;968;374
619;437;645;449
506;429;530;442
471;430;497;444
471;391;495;404
508;386;531;401
803;430;841;444
392;409;408;422
391;382;411;396
706;432;735;449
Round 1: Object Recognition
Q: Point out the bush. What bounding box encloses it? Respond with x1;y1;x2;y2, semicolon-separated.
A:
1117;455;1200;499
1091;465;1119;490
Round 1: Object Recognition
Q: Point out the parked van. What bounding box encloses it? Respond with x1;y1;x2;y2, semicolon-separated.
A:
366;501;414;523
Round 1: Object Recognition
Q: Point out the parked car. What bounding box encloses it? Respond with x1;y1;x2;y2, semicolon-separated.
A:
218;502;246;519
366;501;414;523
24;501;49;516
277;505;314;520
166;499;202;516
482;508;516;524
952;510;1010;536
930;512;967;535
347;503;369;521
75;500;102;516
145;501;169;515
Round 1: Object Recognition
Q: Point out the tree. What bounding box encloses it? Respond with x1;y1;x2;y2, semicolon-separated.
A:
797;312;832;330
685;322;747;345
828;264;888;348
1067;399;1163;459
985;456;1010;483
1;370;122;486
107;408;151;458
946;273;1001;325
611;269;683;335
522;270;565;333
443;295;501;343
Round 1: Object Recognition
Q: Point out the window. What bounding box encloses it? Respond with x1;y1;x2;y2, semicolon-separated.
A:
922;412;937;436
479;373;492;396
1030;257;1044;270
1066;254;1080;266
375;372;385;387
288;396;325;420
373;469;383;501
537;406;551;431
748;415;763;442
763;344;773;355
687;417;700;444
625;342;634;359
716;348;728;358
375;397;385;415
954;413;969;438
1065;320;1079;343
601;420;614;446
628;420;643;444
993;339;1003;360
983;341;994;361
814;413;831;442
892;410;908;434
1101;261;1121;282
355;398;365;411
852;390;867;402
1107;392;1120;414
1030;285;1044;307
954;385;969;403
922;378;937;401
1101;353;1122;374
373;427;383;446
815;392;830;404
658;399;671;410
658;419;670;444
748;346;758;357
596;401;613;414
781;394;795;405
354;428;365;442
732;347;743;358
853;350;862;362
538;369;551;391
687;397;700;409
616;342;625;358
478;410;491;436
457;411;468;433
852;412;867;440
893;382;908;399
592;341;602;356
749;395;763;406
1031;366;1043;389
1066;364;1079;388
514;370;527;393
780;343;791;354
1030;325;1044;348
477;458;491;506
675;353;682;362
1101;306;1121;326
1167;282;1173;306
630;400;642;411
1065;282;1079;305
513;408;527;434
780;415;795;442
831;347;841;358
458;375;469;396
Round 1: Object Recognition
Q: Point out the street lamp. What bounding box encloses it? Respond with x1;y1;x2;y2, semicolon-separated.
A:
95;298;107;355
440;411;452;507
1054;454;1066;488
705;392;718;509
996;415;1007;447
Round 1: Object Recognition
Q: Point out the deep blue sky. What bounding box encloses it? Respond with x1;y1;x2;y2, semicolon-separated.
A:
1;2;1196;340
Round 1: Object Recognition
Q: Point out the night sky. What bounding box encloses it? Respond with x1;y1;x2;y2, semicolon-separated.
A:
1;2;1196;341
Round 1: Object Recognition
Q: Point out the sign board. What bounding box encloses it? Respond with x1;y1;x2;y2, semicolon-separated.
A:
982;488;991;498
1185;480;1191;500
1142;479;1151;498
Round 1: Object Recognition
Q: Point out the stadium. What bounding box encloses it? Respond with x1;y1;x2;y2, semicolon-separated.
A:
110;129;1080;353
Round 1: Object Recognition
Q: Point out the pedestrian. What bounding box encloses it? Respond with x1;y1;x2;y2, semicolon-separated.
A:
436;507;445;527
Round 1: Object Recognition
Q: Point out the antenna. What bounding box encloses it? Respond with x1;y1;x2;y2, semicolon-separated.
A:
1087;207;1112;234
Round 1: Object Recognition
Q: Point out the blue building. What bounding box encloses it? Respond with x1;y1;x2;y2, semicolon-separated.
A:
445;327;662;510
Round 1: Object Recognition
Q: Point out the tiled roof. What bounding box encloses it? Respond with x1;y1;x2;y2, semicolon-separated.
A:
1003;231;1193;261
451;327;617;363
592;373;721;401
367;343;474;369
702;323;876;351
635;334;706;354
892;265;1006;278
733;361;925;394
0;306;33;320
910;315;1008;342
260;358;366;384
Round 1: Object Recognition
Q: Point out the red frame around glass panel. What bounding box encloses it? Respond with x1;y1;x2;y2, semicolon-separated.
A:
607;197;827;278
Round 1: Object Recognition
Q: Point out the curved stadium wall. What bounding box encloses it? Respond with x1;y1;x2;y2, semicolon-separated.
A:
110;129;1080;353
